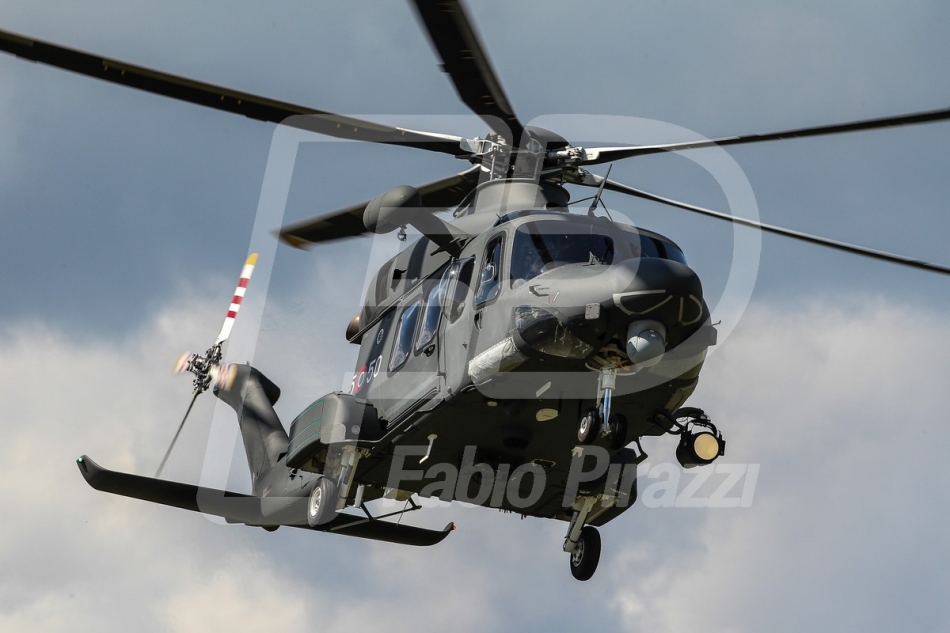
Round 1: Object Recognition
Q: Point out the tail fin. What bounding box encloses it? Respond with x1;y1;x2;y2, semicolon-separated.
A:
214;364;289;491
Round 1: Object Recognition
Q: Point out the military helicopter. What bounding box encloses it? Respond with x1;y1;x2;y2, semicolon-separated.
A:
5;1;950;582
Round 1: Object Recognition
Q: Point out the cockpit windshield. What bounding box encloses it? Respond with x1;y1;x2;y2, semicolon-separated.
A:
510;220;614;286
631;232;688;265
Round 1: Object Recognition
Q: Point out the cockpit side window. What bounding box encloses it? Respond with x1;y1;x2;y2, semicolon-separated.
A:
389;299;421;372
475;235;504;306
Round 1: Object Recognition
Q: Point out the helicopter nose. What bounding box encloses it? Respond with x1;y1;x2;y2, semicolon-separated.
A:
508;257;708;364
611;257;706;329
606;257;708;368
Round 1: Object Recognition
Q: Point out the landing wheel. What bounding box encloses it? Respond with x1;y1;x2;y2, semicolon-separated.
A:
569;525;602;581
307;477;338;528
608;413;628;450
578;408;600;445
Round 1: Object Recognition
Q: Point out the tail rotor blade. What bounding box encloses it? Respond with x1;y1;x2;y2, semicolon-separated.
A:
215;253;258;345
209;363;238;391
173;352;194;374
155;393;199;478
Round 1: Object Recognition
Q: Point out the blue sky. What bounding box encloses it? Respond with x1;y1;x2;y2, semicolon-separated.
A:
1;1;949;631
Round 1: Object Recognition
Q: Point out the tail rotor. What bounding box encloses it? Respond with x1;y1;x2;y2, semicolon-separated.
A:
155;253;258;477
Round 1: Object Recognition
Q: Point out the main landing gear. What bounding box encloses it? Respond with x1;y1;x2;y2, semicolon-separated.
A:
563;495;602;581
569;526;601;581
307;444;366;528
307;476;338;527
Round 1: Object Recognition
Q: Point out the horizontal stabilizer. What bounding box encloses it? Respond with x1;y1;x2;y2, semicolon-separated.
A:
77;455;269;525
76;456;453;546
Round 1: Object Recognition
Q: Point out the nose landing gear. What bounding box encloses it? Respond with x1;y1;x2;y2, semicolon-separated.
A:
576;366;628;450
577;407;600;444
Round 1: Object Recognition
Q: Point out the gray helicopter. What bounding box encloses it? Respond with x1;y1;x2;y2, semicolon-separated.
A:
6;0;950;581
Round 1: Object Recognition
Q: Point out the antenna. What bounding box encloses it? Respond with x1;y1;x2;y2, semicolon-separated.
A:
587;165;612;216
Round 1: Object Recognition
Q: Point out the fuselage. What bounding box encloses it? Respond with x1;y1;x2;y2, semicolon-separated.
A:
335;183;717;519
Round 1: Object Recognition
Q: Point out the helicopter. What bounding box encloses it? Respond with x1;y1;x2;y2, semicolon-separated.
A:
5;1;950;582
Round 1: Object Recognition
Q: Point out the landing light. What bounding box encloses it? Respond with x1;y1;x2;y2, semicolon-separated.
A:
692;432;720;461
675;427;725;469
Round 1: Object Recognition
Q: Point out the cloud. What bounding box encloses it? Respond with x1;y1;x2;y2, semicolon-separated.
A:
4;286;948;632
610;300;950;632
159;560;310;631
0;298;229;631
0;275;585;632
2;1;949;630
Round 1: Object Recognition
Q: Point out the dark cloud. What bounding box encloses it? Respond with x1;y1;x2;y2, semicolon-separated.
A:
2;1;950;630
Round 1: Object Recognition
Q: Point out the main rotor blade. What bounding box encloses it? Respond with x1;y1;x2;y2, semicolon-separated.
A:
155;393;199;478
573;173;950;277
580;106;950;165
279;165;482;247
0;28;467;156
410;0;524;143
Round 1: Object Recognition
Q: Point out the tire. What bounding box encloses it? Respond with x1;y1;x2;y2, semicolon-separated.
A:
608;413;628;450
578;408;600;445
307;477;338;528
569;525;602;581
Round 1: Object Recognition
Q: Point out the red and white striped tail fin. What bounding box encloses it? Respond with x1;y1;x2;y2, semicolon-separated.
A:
215;253;258;345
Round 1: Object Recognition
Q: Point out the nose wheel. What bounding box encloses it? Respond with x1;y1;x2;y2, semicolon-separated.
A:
576;366;628;448
577;408;601;444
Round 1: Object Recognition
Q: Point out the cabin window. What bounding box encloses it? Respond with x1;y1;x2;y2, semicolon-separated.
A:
447;257;475;322
475;235;504;306
389;299;421;372
374;260;394;305
416;267;451;352
510;221;614;286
